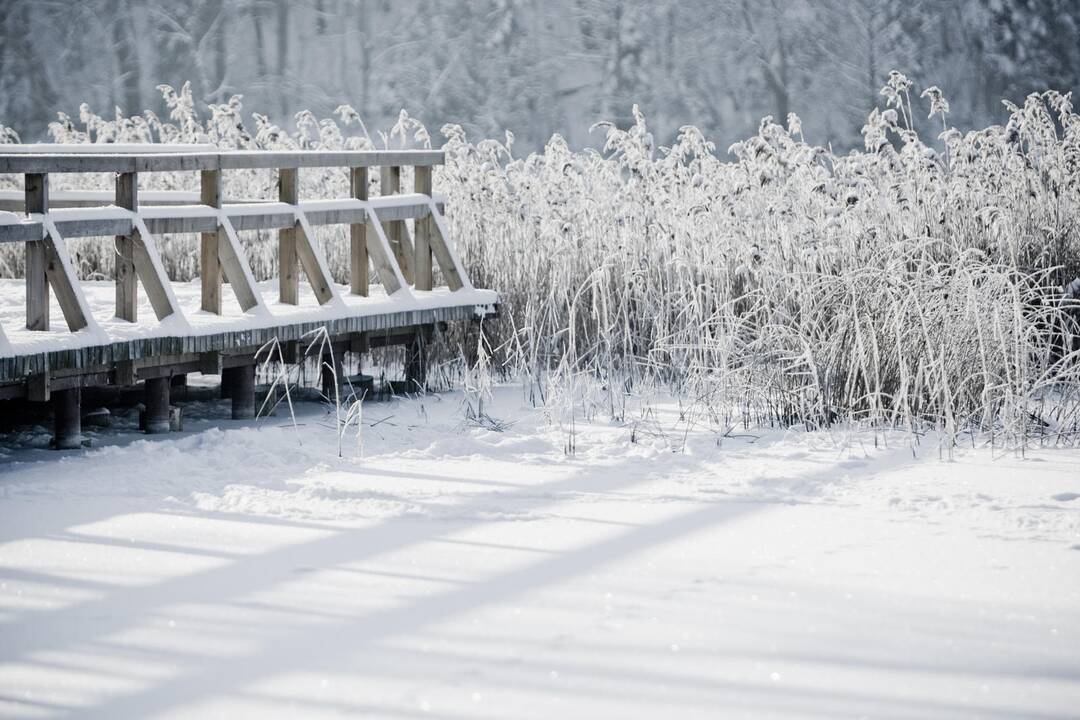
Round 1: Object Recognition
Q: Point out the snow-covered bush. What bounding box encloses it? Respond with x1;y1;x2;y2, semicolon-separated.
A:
2;78;1079;445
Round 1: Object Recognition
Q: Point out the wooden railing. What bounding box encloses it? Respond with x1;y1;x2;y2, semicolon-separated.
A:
0;148;471;337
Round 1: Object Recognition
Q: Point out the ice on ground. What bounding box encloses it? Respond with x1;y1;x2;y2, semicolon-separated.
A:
0;388;1078;718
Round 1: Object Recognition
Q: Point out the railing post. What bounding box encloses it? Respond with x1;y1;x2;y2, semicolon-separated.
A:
200;169;223;314
414;165;433;291
279;167;299;304
25;173;49;330
349;166;369;296
115;171;138;321
380;165;415;284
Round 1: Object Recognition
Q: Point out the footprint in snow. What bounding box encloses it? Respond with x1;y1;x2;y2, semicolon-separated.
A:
1051;492;1080;502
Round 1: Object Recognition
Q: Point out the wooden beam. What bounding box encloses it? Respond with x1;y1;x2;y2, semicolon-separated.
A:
279;167;299;304
0;220;43;244
350;167;368;296
54;218;133;237
0;150;445;175
293;216;336;306
43;232;89;331
364;211;406;294
425;201;466;292
115;171;138;321
129;217;180;321
25;173;49;330
414;166;433;291
200;169;223;314
217;220;262;312
380;166;415;285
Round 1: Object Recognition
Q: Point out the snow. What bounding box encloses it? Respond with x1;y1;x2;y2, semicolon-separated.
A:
0;276;497;357
0;143;218;154
0;387;1078;718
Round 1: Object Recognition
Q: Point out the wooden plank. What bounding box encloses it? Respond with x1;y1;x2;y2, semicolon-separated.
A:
278;167;299;304
414;165;433;291
42;232;89;332
293;215;337;306
129;217;180;321
226;212;296;231
115;171;138;321
200;169;223;314
28;372;49;402
25;173;49;331
304;206;368;226
365;210;406;294
53;218;133;237
217;219;262;312
0;221;43;244
380;166;415;285
143;215;218;234
350;166;369;296
425;201;465;292
0;150;444;175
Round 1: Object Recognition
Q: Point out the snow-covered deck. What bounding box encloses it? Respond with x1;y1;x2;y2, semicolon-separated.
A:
0;146;496;390
0;278;498;381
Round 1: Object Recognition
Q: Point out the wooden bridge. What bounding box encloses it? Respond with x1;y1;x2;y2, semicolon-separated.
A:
0;145;498;448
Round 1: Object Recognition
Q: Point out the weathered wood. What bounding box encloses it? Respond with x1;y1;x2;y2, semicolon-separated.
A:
279;167;299;304
115;171;139;321
293;218;336;305
53;388;82;449
216;220;262;312
53;218;133;237
43;233;89;331
88;200;435;238
143;377;171;434
0;150;444;175
414;166;434;291
365;213;406;294
200;169;223;313
380;166;415;284
350;166;369;296
230;363;256;419
115;360;137;386
0;220;43;244
129;218;179;321
425;202;466;292
404;327;430;393
25;173;49;330
28;371;49;402
199;352;223;375
143;215;218;234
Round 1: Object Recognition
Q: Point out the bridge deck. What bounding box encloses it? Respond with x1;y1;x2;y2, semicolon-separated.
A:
0;278;497;383
0;146;497;408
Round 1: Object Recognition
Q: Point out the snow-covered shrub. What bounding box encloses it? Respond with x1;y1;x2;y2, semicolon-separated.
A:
2;78;1079;445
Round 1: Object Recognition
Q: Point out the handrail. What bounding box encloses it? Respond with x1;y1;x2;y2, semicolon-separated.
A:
0;149;444;174
0;146;466;336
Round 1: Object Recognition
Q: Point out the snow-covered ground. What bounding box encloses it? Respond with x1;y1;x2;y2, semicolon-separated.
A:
0;387;1079;718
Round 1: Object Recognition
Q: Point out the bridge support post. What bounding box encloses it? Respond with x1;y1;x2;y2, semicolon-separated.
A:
220;366;234;399
405;328;429;394
200;169;223;314
279;168;299;304
25;173;50;331
229;364;256;420
321;350;345;404
349;166;369;296
414;166;433;291
115;172;139;321
52;388;82;450
144;377;171;434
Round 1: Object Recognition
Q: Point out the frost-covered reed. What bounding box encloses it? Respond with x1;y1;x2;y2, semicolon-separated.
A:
2;76;1079;446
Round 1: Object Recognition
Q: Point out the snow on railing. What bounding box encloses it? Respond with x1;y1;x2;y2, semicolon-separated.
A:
0;146;468;337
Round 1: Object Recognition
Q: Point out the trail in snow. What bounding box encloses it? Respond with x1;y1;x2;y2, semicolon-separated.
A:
0;388;1078;718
